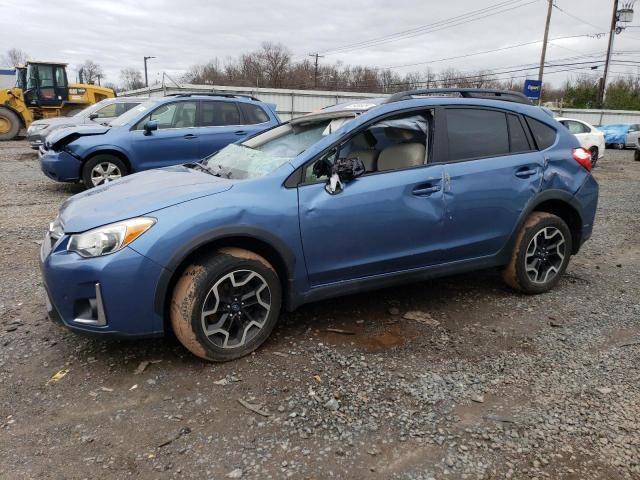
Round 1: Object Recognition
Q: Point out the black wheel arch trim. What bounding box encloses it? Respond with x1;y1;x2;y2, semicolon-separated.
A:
497;188;584;263
154;225;297;321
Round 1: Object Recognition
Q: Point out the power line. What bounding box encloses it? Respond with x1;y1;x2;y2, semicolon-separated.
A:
379;32;607;71
318;0;536;55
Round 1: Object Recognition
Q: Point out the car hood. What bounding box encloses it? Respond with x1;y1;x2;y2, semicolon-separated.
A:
45;124;111;148
59;166;233;232
32;116;87;128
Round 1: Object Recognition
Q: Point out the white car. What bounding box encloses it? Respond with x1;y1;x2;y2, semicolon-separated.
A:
556;117;605;166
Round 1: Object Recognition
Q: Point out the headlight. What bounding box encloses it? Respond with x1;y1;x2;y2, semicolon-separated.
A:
67;217;156;257
29;124;48;132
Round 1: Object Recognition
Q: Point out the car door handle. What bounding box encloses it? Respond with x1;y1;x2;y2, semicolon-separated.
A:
234;130;248;136
515;167;537;178
412;184;441;196
183;134;197;139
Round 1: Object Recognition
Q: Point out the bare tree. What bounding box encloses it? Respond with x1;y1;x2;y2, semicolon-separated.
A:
77;60;104;84
258;42;291;88
3;48;28;67
120;68;145;91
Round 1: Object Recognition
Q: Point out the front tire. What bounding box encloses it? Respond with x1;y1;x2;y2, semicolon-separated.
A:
0;107;21;141
503;212;572;294
170;248;282;362
82;154;128;187
635;150;640;162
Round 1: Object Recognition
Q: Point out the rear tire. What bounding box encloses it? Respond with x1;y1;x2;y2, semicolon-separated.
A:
0;107;21;141
503;212;572;294
635;150;640;162
82;154;128;188
170;248;282;362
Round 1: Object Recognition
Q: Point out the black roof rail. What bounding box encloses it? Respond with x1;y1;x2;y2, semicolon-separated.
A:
166;92;261;101
383;88;532;105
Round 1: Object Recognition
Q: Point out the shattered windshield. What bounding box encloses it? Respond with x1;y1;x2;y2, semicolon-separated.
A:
199;118;349;180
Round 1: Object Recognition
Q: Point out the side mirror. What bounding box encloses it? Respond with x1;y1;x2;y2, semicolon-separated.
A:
143;120;158;136
88;112;99;120
325;157;366;195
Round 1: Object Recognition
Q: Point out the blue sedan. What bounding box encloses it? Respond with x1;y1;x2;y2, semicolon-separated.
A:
38;94;280;187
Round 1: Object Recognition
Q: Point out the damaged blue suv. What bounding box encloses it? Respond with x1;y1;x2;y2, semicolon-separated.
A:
40;89;599;362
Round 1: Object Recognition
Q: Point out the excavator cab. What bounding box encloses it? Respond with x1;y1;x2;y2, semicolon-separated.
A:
23;62;69;108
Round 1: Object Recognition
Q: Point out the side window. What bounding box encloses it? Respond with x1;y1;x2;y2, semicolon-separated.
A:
54;66;67;87
304;112;431;183
238;103;270;124
201;101;241;126
114;102;139;116
446;108;509;161
95;103;117;118
526;117;557;150
563;120;588;134
136;102;197;129
508;114;531;153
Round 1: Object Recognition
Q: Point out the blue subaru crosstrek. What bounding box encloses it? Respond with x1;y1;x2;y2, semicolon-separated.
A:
40;89;599;362
38;93;280;187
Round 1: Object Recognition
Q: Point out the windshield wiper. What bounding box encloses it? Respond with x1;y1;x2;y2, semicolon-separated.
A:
188;161;232;178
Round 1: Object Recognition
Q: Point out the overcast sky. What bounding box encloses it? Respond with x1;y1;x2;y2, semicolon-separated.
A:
1;0;639;89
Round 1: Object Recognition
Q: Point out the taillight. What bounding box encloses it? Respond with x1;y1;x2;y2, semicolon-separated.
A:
572;148;592;172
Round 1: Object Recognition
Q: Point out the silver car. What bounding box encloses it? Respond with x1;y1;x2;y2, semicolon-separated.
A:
26;97;146;149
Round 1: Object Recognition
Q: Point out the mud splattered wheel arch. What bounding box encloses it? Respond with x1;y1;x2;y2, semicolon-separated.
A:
170;248;282;362
503;211;572;294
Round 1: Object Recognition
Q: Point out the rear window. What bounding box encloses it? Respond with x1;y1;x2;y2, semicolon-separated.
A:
201;101;241;126
238;103;270;124
526;117;557;150
446;108;509;161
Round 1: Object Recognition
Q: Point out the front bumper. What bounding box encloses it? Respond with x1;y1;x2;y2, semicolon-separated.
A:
40;233;168;337
572;173;599;247
38;148;82;182
26;131;44;149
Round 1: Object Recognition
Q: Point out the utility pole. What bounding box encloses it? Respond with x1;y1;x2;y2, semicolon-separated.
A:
144;56;156;88
537;0;553;103
600;0;620;107
308;53;324;89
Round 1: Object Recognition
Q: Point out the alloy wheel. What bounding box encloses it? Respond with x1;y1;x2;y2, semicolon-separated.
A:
91;162;122;186
201;269;272;349
525;226;566;284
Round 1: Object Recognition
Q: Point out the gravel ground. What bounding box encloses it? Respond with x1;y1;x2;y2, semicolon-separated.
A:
0;140;638;480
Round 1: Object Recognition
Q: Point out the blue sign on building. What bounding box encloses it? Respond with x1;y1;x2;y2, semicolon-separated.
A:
523;80;542;101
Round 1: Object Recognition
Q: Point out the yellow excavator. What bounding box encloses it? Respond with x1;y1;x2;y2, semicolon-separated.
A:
0;61;115;140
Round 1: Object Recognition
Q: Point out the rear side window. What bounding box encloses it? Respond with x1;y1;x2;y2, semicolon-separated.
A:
238;103;270;124
446;108;509;161
117;102;139;116
201;101;241;126
526;117;557;150
507;114;531;153
561;120;589;134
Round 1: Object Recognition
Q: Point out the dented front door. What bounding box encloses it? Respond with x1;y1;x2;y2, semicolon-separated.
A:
298;164;445;286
